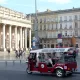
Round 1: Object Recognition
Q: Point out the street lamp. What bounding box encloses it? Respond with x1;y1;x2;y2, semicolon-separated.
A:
32;0;40;49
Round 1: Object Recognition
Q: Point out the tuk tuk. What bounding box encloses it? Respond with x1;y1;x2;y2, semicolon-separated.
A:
26;48;77;77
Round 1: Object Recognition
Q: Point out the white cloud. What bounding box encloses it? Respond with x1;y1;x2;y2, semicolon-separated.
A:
40;0;71;4
0;0;7;4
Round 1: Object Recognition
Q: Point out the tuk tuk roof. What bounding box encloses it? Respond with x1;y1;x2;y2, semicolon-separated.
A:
30;48;74;53
30;49;43;53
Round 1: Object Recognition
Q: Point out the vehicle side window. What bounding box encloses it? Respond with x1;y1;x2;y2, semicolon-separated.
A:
64;56;75;62
29;53;36;60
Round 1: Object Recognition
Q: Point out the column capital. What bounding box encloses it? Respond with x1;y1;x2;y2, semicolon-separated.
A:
29;28;31;30
8;24;12;26
2;23;6;26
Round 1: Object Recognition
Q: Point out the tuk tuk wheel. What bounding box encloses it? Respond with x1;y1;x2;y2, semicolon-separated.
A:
56;69;64;77
26;68;32;74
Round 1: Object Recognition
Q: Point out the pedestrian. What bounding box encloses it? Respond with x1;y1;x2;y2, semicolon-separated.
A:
19;49;22;58
15;50;18;58
7;49;10;58
73;50;76;60
7;49;10;54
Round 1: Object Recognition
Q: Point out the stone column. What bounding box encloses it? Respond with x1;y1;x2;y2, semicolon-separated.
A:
29;28;31;49
22;29;24;49
3;24;6;51
25;28;27;50
15;26;17;50
20;27;22;49
9;25;12;51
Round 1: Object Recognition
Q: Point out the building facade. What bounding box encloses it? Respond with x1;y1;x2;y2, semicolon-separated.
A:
28;8;80;48
0;6;31;51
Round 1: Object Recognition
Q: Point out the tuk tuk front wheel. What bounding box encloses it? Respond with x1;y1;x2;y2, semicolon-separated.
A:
26;68;32;74
56;69;65;77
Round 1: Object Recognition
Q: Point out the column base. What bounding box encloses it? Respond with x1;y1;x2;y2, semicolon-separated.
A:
15;48;18;50
26;48;28;51
23;48;28;51
10;48;12;51
3;48;6;51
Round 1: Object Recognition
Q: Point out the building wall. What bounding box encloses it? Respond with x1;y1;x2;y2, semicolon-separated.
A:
30;8;80;48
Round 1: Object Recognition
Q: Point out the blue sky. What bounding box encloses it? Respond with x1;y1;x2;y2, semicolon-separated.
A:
0;0;80;14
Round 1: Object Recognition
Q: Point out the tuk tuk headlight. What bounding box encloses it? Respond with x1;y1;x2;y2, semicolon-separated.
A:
64;66;67;69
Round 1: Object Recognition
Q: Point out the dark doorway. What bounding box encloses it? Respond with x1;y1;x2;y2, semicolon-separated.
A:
51;44;54;48
39;45;42;48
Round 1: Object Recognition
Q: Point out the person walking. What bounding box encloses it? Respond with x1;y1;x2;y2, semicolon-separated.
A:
7;49;10;58
15;50;18;58
73;50;76;60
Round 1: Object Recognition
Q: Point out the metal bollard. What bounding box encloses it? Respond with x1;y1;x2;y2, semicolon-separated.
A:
5;61;7;66
13;60;15;66
20;60;21;64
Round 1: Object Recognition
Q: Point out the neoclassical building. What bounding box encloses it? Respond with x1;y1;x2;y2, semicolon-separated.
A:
0;6;31;51
28;8;80;48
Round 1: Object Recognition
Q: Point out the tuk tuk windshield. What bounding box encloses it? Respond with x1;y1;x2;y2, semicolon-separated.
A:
58;55;75;63
64;56;75;62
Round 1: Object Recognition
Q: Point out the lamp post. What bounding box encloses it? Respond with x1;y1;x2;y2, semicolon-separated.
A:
32;0;40;49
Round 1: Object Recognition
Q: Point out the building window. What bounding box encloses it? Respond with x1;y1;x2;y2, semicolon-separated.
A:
75;31;78;36
44;25;46;30
56;24;57;29
74;15;78;20
75;22;78;28
64;16;67;21
47;44;49;48
60;24;62;29
44;18;46;23
40;39;42;43
44;40;46;43
48;24;50;30
52;24;53;30
69;16;72;21
60;17;62;21
40;19;42;23
69;25;72;29
76;44;78;48
65;31;67;36
65;24;67;29
70;31;72;36
50;24;52;30
47;40;49;43
40;25;42;30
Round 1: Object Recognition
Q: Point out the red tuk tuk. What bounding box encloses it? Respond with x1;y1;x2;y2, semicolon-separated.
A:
26;48;77;77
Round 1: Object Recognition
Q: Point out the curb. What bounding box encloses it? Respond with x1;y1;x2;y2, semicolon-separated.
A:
74;71;80;74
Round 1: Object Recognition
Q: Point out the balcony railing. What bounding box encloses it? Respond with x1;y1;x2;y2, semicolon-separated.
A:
62;35;73;38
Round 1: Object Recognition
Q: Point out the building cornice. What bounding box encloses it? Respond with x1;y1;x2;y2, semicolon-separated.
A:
27;7;80;16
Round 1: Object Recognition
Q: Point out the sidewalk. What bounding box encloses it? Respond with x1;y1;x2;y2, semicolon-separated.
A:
75;54;80;74
0;51;80;73
0;51;29;60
